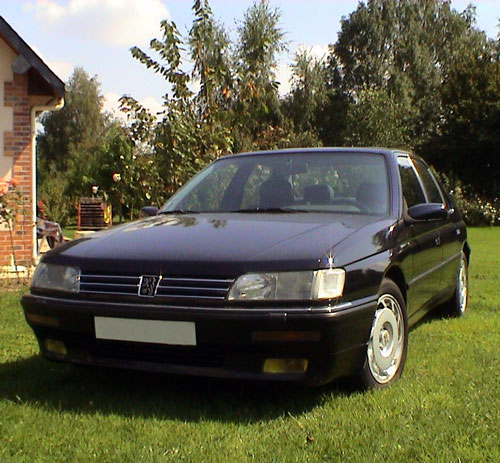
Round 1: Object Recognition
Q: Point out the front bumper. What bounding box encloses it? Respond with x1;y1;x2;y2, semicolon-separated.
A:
21;294;377;386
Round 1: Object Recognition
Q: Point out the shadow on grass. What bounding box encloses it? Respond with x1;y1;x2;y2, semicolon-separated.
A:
409;301;461;333
0;355;358;422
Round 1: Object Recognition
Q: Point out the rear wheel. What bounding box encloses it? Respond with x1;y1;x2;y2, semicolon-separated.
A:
360;279;408;389
444;251;468;317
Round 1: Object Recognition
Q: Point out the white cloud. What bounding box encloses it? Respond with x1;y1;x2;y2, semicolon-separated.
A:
46;60;74;81
26;0;169;47
140;96;164;116
275;44;330;96
103;92;164;121
27;44;73;82
295;44;329;62
275;61;292;96
102;92;124;119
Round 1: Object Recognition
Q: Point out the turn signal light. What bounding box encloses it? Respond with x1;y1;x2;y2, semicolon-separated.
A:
263;358;308;374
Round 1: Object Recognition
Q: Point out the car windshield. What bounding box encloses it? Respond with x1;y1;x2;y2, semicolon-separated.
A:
160;151;390;216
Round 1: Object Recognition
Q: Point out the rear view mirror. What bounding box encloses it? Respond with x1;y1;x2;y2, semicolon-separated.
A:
139;206;159;218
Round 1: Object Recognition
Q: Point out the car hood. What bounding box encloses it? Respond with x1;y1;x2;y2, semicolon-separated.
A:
46;213;385;276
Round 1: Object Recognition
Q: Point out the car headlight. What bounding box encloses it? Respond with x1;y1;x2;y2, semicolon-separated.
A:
31;263;80;293
227;268;345;301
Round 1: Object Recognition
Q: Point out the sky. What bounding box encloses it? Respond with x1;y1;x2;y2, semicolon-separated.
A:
1;0;499;119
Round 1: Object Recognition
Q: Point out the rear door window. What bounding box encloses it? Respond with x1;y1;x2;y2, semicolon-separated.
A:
397;156;426;207
413;159;444;204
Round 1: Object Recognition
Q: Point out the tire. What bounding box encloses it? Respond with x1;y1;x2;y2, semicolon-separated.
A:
359;279;408;389
444;251;469;317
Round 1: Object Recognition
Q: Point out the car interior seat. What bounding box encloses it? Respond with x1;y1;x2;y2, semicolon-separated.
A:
303;184;335;204
259;175;295;208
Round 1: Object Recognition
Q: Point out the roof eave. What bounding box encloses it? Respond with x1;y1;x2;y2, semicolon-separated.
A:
0;15;65;98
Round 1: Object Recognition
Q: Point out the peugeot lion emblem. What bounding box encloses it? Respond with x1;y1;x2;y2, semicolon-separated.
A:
138;275;161;297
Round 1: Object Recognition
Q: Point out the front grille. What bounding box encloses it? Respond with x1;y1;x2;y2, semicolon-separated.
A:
80;274;140;296
157;277;233;300
79;273;234;301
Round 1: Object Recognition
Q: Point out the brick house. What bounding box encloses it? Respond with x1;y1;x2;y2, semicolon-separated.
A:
0;16;64;269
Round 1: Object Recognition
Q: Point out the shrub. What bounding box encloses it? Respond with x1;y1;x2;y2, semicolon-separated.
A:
38;173;74;227
436;172;499;226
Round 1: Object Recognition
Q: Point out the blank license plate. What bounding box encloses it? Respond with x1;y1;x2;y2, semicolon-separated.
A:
94;317;196;346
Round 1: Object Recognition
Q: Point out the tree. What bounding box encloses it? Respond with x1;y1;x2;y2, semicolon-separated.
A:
232;0;288;151
122;0;292;191
327;0;486;145
93;126;165;220
284;49;329;135
342;87;412;148
122;1;233;191
422;36;500;199
188;0;233;119
37;67;109;224
37;67;162;224
37;67;106;174
317;0;500;199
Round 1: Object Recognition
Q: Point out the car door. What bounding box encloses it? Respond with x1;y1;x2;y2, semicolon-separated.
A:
412;158;463;294
397;156;442;318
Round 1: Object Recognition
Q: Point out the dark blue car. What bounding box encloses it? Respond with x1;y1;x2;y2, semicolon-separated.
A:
22;148;469;388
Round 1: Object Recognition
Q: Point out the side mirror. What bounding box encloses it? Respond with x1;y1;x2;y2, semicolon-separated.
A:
407;203;447;221
139;206;159;218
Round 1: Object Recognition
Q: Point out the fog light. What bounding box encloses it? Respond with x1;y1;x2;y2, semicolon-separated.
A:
44;339;67;356
262;358;308;374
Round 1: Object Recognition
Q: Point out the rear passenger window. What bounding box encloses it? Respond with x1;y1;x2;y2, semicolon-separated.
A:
413;159;444;204
397;157;426;208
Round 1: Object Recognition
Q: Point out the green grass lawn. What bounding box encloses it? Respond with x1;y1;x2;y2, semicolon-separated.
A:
1;228;499;462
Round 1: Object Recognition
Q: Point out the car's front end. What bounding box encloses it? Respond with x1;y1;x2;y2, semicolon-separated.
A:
22;212;392;385
22;277;377;385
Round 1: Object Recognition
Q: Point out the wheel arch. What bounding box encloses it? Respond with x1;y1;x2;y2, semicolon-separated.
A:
463;241;471;265
383;265;407;304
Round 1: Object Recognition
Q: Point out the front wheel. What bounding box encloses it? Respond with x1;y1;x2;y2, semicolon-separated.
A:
359;279;408;389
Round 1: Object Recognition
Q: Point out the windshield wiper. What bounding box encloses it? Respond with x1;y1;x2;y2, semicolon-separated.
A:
158;209;200;215
230;207;308;213
160;207;311;214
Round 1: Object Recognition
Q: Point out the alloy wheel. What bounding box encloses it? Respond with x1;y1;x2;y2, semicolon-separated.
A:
367;293;405;384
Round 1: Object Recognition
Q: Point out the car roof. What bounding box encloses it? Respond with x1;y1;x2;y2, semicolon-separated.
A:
218;147;412;161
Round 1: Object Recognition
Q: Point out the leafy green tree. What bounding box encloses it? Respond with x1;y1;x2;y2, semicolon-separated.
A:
123;2;233;191
37;67;110;224
422;36;500;199
342;87;412;148
188;0;233;118
37;67;164;224
123;0;292;191
284;49;328;136
327;0;485;145
232;0;288;151
37;67;106;174
93;126;165;220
